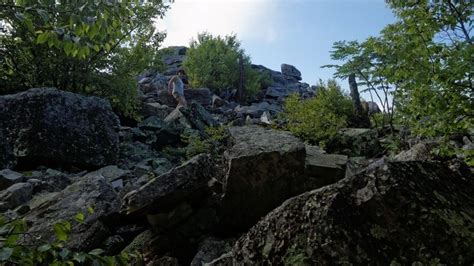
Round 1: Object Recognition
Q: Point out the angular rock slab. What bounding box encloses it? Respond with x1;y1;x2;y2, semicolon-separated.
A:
0;88;120;168
24;172;120;250
305;145;347;189
122;154;215;214
220;126;306;230
232;161;474;264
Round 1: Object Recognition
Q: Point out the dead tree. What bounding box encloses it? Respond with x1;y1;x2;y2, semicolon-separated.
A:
349;73;370;128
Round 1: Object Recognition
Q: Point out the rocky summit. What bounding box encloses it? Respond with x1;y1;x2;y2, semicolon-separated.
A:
0;45;472;265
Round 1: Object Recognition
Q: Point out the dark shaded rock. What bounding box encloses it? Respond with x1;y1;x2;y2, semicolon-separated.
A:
0;169;24;190
0;88;119;169
165;102;217;134
212;95;226;108
0;182;33;211
233;102;281;119
325;128;383;158
219;126;306;230
102;235;126;255
122;154;215;214
394;141;439;161
232;161;474;265
281;63;302;81
141;102;173;119
24;172;119;250
119;141;160;169
185;88;212;107
204;252;233;266
191;237;235;266
265;86;288;98
305;145;347;189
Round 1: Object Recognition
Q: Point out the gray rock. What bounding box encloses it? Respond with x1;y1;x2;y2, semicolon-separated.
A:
191;237;235;266
265;86;288;98
0;88;120;168
281;63;302;81
394;141;439;161
165;102;217;134
0;182;33;211
212;95;226;108
185;88;212;106
204;252;233;266
219;126;306;230
0;169;24;190
305;147;347;189
232;161;474;265
122;154;215;214
325;128;383;157
92;165;131;183
141;102;173;119
24;173;119;250
234;102;282;118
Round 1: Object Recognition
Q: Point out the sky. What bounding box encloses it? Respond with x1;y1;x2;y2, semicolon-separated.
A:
155;0;396;93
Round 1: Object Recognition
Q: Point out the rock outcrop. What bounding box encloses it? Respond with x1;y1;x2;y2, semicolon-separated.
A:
231;160;474;264
219;126;306;230
24;171;120;250
0;88;120;169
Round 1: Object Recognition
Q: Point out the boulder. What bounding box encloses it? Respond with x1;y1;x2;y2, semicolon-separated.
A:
281;63;302;81
184;88;212;107
24;172;120;250
232;161;474;264
0;182;33;212
394;141;439;161
0;88;120;169
265;86;288;98
191;237;235;266
212;95;226;108
164;102;217;133
0;169;24;190
234;102;281;118
141;102;173;119
219;126;306;230
325;128;383;158
122;154;215;214
305;146;347;189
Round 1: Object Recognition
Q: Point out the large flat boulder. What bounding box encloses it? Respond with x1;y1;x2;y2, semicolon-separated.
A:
305;145;347;189
122;154;216;214
232;160;474;264
24;172;120;250
219;126;306;230
0;88;120;169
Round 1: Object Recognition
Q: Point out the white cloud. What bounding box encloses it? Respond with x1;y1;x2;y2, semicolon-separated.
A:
155;0;280;47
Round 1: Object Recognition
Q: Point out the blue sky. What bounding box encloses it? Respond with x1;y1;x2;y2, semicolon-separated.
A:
157;0;396;93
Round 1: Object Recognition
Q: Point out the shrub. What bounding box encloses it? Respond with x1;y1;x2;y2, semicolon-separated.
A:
183;32;267;99
282;80;353;147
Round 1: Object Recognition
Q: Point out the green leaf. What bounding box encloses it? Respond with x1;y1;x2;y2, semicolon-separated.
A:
0;248;13;261
36;9;49;22
104;43;111;52
38;244;51;252
89;249;104;256
53;221;71;242
73;252;87;263
37;32;49;44
75;212;85;223
87;206;95;214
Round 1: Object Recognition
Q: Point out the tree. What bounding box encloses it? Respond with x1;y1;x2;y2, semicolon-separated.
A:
183;32;269;99
0;0;171;116
324;0;473;139
282;79;353;147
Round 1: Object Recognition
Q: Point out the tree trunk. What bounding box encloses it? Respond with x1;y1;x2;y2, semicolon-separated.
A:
237;54;244;102
349;73;371;128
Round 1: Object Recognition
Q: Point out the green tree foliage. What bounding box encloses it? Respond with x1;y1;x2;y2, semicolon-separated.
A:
0;0;171;116
183;32;269;98
282;80;353;147
325;0;473;139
